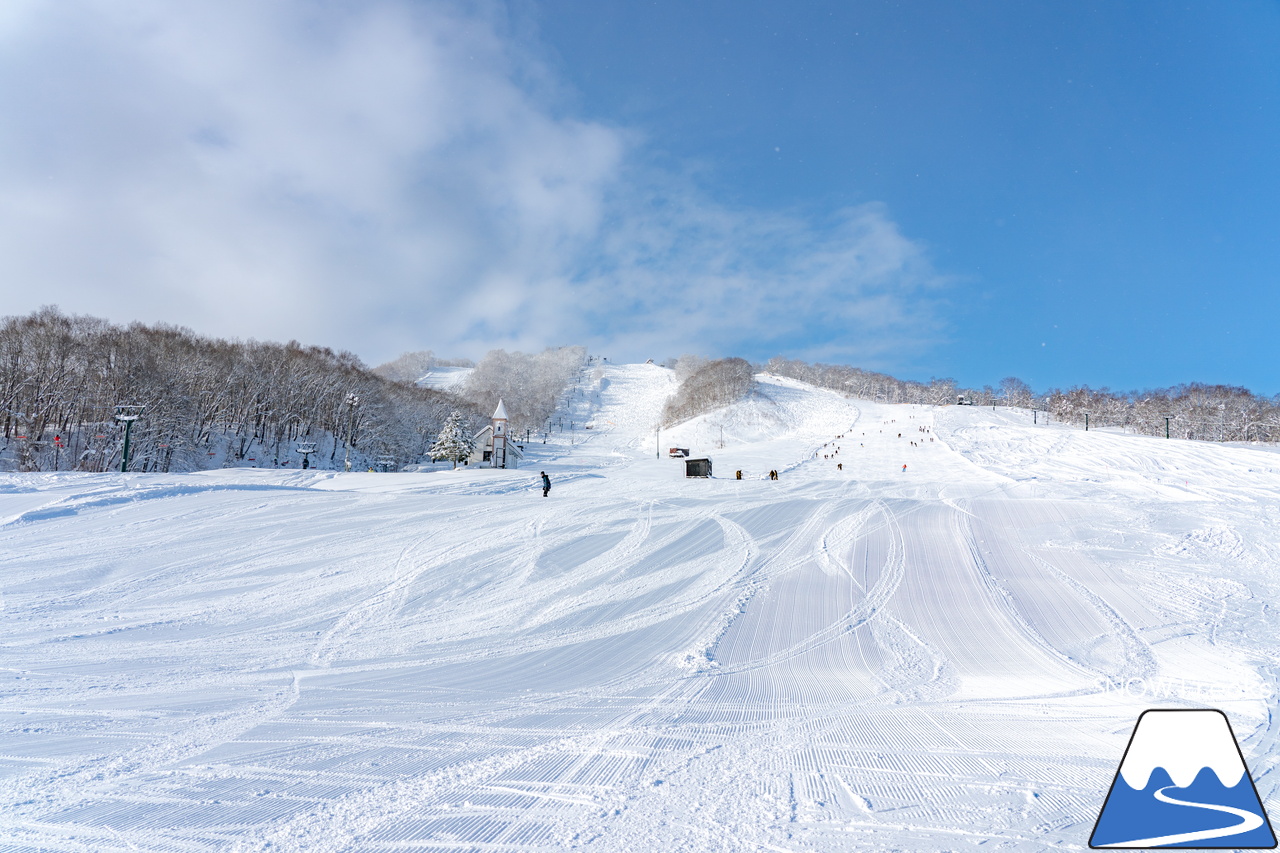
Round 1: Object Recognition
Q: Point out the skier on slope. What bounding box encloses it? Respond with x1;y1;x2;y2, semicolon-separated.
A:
541;471;551;497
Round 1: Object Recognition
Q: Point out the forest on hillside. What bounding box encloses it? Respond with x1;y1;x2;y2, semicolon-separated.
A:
0;308;479;473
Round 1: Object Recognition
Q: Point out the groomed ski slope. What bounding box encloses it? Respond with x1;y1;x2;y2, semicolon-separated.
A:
2;363;1278;852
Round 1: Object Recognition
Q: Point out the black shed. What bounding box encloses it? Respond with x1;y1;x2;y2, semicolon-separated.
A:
684;457;713;478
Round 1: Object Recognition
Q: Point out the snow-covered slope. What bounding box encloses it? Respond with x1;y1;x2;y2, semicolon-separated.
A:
2;364;1278;852
414;365;472;391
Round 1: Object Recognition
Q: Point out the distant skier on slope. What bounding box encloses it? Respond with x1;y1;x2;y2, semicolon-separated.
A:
902;464;907;473
541;471;551;497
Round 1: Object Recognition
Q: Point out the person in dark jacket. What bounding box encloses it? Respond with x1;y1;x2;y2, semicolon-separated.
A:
541;471;551;497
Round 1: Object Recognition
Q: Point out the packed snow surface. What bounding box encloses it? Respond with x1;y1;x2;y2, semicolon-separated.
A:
3;364;1279;851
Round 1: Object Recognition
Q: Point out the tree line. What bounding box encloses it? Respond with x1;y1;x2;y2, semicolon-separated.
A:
0;307;479;472
764;357;1280;443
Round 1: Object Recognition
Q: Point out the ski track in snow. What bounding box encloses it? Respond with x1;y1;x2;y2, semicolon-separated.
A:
1;365;1279;851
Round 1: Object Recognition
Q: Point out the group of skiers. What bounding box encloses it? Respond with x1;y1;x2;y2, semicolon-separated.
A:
533;417;937;496
732;468;779;480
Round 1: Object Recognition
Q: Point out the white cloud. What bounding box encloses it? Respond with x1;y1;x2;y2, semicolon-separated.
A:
0;0;947;367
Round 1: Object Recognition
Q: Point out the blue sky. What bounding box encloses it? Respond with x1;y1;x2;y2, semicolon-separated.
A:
1;1;1276;394
532;0;1280;392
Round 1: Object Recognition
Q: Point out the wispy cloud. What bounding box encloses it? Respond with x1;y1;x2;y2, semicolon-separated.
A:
0;0;949;367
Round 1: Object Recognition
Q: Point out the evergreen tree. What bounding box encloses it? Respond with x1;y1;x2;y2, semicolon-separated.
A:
429;411;475;469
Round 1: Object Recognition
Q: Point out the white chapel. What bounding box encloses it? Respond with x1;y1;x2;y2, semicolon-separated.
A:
468;399;524;469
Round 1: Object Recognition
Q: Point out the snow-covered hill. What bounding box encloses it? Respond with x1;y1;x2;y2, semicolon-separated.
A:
3;363;1278;851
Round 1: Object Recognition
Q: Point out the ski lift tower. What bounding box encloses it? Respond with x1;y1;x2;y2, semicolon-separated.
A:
343;393;360;471
297;441;318;469
114;405;145;472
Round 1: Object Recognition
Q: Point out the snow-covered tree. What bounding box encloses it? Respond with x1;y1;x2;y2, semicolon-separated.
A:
429;411;475;469
999;376;1034;408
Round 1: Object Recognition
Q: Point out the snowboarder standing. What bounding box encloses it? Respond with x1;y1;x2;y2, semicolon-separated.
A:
541;471;551;497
